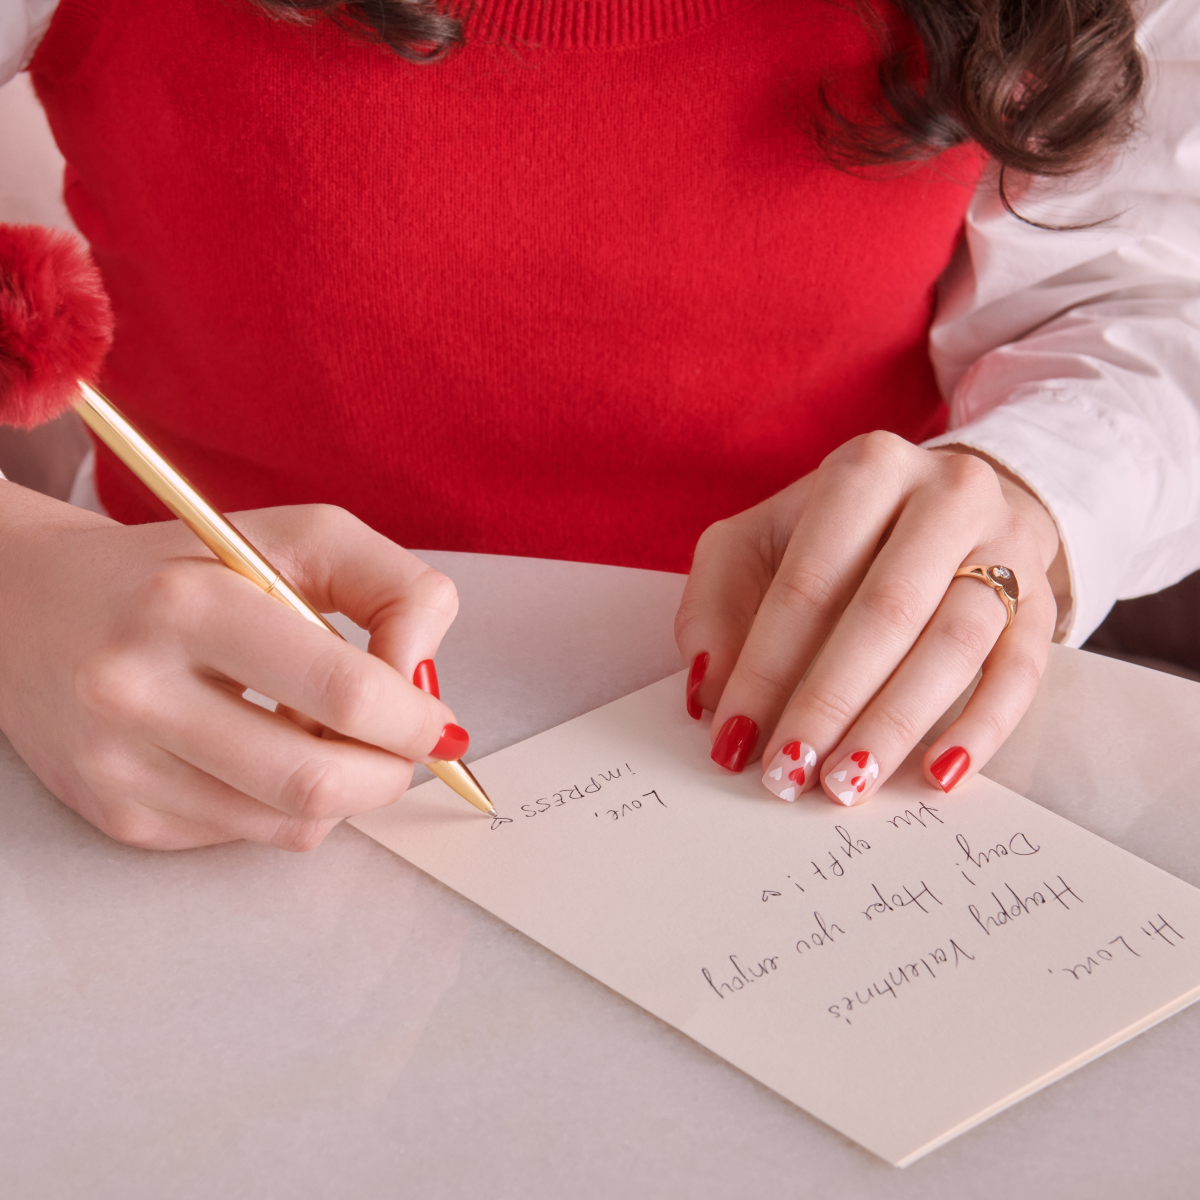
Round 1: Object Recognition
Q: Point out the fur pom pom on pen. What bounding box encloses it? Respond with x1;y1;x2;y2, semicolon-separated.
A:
0;222;494;816
0;224;113;427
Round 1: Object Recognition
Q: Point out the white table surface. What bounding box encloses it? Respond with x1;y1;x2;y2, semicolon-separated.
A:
2;551;1198;1199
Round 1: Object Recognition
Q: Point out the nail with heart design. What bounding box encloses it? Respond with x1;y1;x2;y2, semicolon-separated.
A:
686;652;710;720
711;714;759;773
823;749;880;806
761;739;818;802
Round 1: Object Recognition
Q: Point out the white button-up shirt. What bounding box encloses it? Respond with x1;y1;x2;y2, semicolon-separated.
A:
3;0;1199;645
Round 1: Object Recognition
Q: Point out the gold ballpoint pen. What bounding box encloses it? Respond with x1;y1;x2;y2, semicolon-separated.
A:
74;380;494;816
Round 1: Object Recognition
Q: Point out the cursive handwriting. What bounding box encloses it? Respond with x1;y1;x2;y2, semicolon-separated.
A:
861;879;942;922
827;939;975;1024
887;802;944;830
595;789;668;822
809;825;872;882
703;953;781;999
1142;913;1184;947
969;875;1082;937
956;830;1041;872
1059;933;1142;980
795;911;847;954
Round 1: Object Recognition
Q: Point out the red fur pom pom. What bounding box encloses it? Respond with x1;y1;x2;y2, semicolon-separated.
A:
0;223;114;429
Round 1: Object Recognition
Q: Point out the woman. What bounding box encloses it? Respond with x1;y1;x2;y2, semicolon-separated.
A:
0;0;1196;847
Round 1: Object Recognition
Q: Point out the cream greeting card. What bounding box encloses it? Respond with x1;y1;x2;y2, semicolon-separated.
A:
350;673;1200;1165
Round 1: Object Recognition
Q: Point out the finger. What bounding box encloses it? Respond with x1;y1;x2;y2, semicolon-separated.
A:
234;505;459;679
674;523;771;722
810;568;1014;806
142;675;416;821
75;742;341;853
922;589;1057;794
708;436;917;771
674;480;813;719
751;454;1000;781
131;557;459;762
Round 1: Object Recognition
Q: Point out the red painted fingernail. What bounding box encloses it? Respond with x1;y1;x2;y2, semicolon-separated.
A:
711;715;759;773
930;746;970;793
686;652;709;720
413;659;440;699
431;723;469;761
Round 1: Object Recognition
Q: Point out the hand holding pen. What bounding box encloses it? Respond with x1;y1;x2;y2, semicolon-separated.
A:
0;224;491;850
0;499;478;849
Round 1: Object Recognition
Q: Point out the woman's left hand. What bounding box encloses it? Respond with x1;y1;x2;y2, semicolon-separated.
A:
674;432;1063;804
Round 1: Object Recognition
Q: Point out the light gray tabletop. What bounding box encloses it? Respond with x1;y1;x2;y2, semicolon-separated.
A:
2;551;1198;1199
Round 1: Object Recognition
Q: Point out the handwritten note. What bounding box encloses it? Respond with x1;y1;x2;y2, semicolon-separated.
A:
350;673;1200;1165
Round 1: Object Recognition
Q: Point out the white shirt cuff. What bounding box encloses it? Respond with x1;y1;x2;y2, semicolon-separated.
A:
923;390;1151;647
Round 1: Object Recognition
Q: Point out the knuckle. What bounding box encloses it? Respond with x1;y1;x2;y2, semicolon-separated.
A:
834;430;907;473
975;703;1010;747
74;650;151;724
772;560;839;615
1002;647;1044;704
691;517;737;568
93;804;168;851
694;514;772;568
870;702;921;746
936;612;996;668
310;651;381;732
859;575;926;635
137;560;208;628
281;755;347;820
800;683;859;727
942;450;997;497
672;594;703;648
696;515;735;549
301;503;355;541
281;504;358;573
734;659;796;707
414;568;459;621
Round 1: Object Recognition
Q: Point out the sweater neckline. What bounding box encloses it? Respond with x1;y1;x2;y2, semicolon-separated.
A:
465;0;751;51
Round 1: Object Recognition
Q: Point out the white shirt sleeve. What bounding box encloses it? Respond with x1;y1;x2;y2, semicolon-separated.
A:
0;0;59;86
925;0;1200;646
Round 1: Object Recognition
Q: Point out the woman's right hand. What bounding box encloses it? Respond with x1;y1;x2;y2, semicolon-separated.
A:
0;485;462;851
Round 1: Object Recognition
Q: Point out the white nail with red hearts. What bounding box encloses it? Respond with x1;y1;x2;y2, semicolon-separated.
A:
824;750;879;806
761;740;818;802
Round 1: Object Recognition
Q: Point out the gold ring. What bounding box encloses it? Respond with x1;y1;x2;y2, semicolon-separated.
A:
953;564;1019;630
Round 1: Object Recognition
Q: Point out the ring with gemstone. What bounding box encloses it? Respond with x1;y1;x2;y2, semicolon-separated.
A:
953;564;1019;630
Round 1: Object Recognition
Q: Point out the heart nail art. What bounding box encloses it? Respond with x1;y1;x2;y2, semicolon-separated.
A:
761;740;818;803
824;750;879;806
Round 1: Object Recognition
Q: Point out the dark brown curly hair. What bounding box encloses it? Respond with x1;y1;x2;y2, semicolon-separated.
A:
251;0;1144;185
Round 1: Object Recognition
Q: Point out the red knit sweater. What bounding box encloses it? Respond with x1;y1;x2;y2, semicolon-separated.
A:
30;0;981;572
